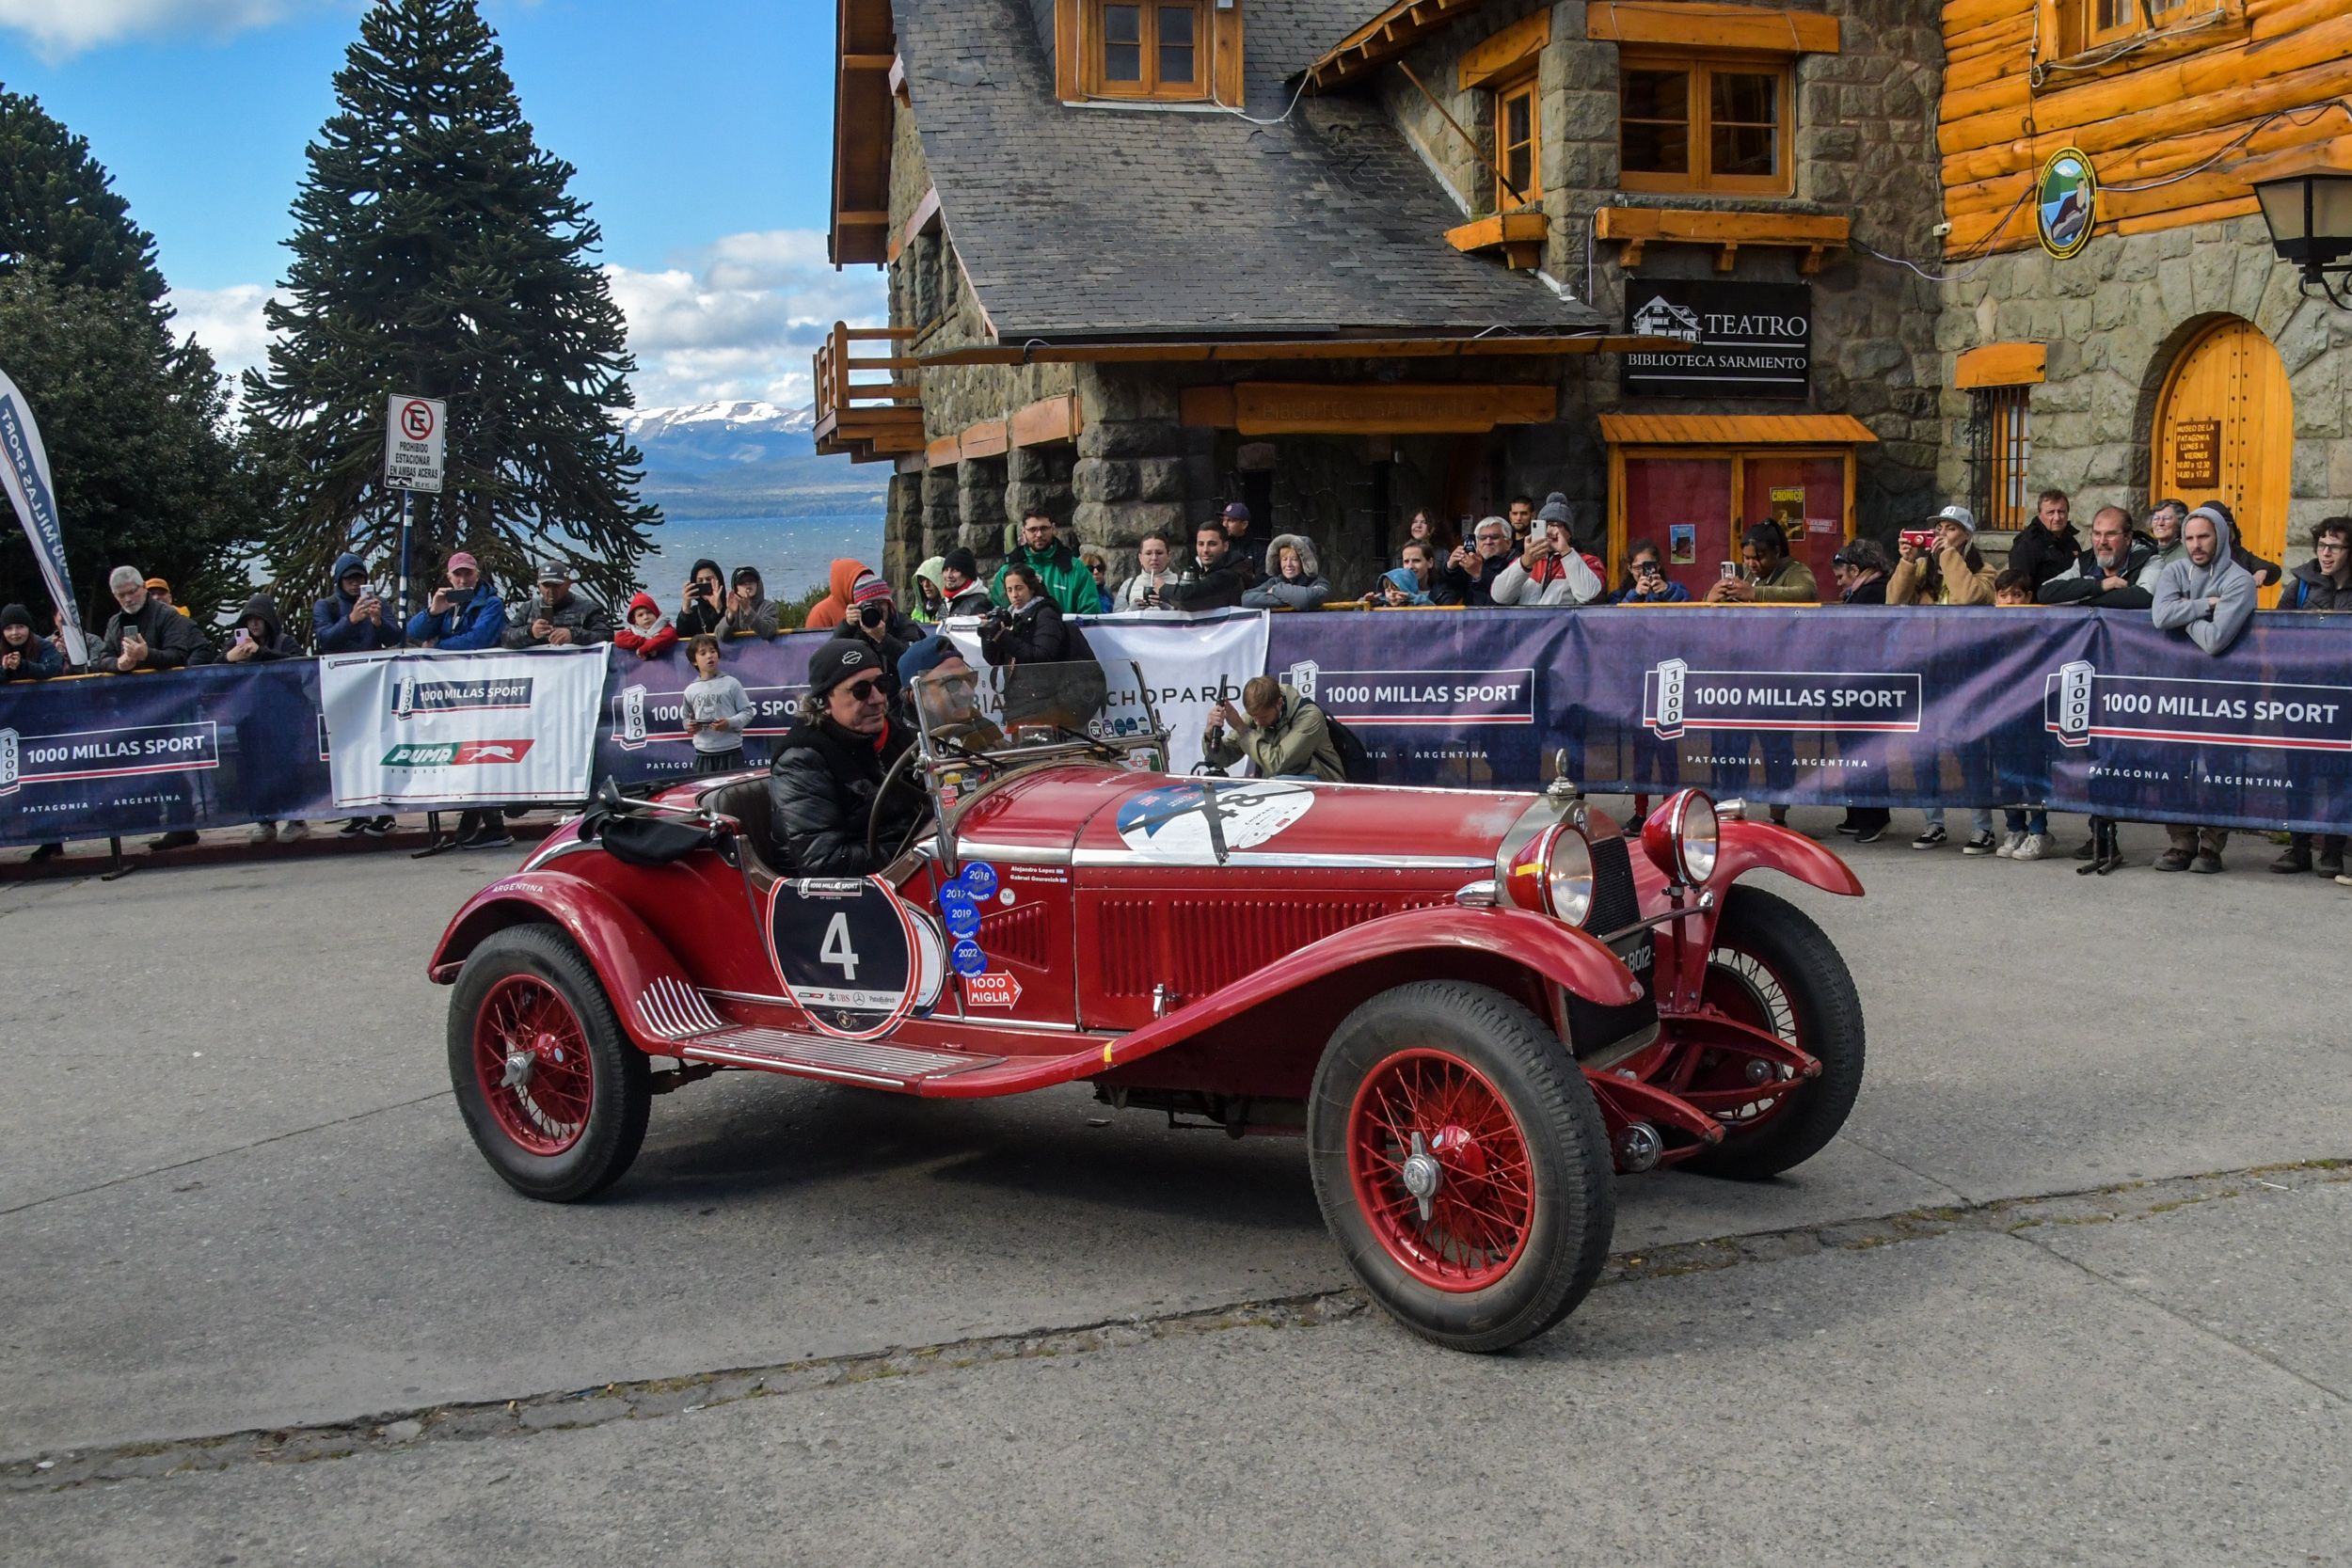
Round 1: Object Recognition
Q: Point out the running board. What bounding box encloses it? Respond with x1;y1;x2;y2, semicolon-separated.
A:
675;1028;1005;1090
631;979;1002;1090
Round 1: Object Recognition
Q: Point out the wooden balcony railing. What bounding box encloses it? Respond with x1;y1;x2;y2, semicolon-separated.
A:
813;322;924;463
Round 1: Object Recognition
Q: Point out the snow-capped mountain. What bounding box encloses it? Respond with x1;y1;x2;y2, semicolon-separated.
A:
619;400;882;520
621;401;816;443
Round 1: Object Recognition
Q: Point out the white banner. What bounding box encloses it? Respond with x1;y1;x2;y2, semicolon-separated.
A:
0;366;88;666
945;607;1268;776
319;645;605;808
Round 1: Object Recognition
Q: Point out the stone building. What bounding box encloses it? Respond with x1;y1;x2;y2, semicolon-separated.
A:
818;0;2349;599
819;0;1948;602
1930;0;2352;582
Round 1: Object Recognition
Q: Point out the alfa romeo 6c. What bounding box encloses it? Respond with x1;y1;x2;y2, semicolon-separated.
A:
432;659;1865;1352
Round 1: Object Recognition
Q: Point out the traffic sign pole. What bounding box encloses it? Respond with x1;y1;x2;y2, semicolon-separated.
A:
398;490;412;646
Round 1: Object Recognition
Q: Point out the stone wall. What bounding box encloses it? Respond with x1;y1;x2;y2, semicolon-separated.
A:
1385;0;1947;540
1934;214;2350;570
881;100;1080;587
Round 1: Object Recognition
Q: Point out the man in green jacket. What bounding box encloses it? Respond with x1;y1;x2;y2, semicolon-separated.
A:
1203;675;1345;783
991;508;1096;616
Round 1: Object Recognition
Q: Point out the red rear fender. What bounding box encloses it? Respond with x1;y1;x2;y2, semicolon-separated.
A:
429;870;691;1055
1716;817;1865;898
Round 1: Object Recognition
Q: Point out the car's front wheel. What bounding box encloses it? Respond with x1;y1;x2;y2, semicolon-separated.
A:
1309;980;1615;1353
448;923;649;1202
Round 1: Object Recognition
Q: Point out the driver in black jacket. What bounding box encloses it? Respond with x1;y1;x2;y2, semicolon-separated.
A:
768;640;929;877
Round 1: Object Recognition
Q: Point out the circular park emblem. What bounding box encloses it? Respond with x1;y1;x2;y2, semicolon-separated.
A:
2036;147;2097;260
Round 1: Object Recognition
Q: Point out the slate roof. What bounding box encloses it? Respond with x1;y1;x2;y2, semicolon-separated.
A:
896;0;1607;343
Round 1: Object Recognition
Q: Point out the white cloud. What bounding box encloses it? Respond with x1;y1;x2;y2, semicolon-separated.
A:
0;0;296;55
604;228;889;409
156;228;888;414
167;283;280;381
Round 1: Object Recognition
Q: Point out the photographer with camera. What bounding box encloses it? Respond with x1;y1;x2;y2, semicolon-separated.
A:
404;552;507;650
827;572;921;692
675;558;728;639
1436;517;1517;607
721;565;782;639
313;554;403;653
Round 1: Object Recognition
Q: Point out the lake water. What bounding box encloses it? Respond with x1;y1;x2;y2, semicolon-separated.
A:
640;515;883;603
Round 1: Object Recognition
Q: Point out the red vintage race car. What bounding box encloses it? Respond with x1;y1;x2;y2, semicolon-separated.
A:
432;659;1865;1353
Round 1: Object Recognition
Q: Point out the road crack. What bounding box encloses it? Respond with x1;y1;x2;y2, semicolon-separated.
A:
9;1156;2344;1492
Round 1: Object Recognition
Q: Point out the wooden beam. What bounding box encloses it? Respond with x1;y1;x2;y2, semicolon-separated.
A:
1586;2;1839;53
1176;382;1559;435
921;335;1628;367
925;435;961;469
1458;10;1549;89
841;53;896;71
1009;392;1084;449
1596;205;1848;273
958;418;1009;460
1445;212;1550;269
835;209;891;228
1955;341;2048;389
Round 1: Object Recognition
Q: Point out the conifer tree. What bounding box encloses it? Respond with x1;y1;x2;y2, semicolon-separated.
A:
0;87;249;622
243;0;659;609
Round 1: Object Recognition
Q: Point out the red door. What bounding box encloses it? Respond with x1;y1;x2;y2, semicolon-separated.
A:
1622;455;1734;600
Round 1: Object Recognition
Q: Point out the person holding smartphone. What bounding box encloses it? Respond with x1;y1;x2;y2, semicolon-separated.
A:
1613;540;1690;604
675;558;728;639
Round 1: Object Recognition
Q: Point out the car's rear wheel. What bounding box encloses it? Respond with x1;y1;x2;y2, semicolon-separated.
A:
1309;980;1614;1354
448;924;649;1201
1677;886;1865;1181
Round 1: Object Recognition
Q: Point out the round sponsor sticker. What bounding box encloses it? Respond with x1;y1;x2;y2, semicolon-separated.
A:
939;883;976;922
1114;779;1313;862
951;939;988;977
998;889;1015;907
960;861;998;898
943;900;980;938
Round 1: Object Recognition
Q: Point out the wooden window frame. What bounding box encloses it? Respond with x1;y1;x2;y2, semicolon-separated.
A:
1492;71;1543;210
1080;0;1211;102
2060;0;2209;55
1617;51;1794;198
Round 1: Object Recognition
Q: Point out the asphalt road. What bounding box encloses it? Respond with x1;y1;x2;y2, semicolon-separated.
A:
5;806;2346;1566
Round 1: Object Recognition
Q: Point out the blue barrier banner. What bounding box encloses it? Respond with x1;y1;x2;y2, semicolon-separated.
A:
0;664;330;846
594;637;817;785
7;608;2349;847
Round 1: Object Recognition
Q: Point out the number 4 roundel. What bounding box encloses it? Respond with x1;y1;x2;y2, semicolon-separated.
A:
766;878;944;1039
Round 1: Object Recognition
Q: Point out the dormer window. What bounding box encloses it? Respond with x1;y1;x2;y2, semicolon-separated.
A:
1086;0;1208;100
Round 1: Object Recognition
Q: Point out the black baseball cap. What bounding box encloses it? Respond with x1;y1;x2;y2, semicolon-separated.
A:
806;638;885;698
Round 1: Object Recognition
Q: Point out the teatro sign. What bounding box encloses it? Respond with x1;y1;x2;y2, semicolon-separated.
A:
1622;279;1811;400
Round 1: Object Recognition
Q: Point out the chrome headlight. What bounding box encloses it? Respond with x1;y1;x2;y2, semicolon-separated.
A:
1500;820;1597;927
1644;787;1720;886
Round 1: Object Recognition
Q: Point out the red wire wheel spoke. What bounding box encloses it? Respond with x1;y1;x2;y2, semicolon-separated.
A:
1688;948;1805;1131
472;974;596;1156
1346;1049;1534;1292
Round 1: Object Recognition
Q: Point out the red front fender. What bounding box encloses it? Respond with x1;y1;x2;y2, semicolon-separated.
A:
429;869;691;1056
1715;817;1865;897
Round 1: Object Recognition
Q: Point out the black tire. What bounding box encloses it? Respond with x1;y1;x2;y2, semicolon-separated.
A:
447;924;650;1202
1679;885;1866;1181
1308;980;1615;1354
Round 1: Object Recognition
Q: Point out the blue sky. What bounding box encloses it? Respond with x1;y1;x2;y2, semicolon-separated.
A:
0;0;889;408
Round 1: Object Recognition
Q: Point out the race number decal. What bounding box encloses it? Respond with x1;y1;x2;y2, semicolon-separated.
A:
767;878;944;1039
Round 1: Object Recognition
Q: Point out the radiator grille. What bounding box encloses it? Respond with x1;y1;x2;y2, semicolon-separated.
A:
1587;832;1640;937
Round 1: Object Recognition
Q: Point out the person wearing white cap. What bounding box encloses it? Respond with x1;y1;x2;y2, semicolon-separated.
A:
1888;505;1994;606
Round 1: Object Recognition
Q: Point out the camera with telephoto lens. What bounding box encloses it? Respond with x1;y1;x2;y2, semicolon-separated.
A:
858;599;888;629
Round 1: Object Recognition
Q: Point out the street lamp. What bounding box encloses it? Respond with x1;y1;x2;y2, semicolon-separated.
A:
2252;158;2352;308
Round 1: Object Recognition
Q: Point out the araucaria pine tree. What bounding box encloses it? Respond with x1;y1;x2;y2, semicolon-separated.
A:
243;0;659;608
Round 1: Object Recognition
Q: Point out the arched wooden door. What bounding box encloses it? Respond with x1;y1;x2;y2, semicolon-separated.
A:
2152;318;2292;598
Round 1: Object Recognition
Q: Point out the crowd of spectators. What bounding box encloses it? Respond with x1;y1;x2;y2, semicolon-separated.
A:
7;482;2347;877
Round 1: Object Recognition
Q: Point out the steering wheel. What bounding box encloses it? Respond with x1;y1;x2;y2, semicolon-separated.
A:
865;742;931;869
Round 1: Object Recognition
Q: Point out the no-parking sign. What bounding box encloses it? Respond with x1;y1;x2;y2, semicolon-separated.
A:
385;393;446;493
